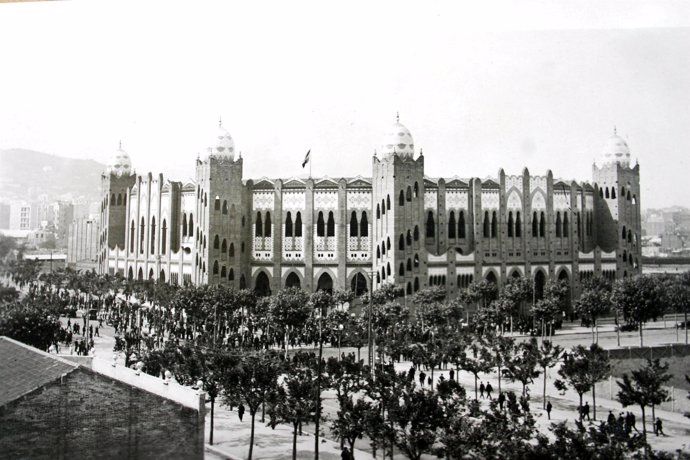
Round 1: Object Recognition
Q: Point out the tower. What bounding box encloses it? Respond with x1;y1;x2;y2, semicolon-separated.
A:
371;116;426;298
99;143;135;274
194;120;246;286
592;130;642;277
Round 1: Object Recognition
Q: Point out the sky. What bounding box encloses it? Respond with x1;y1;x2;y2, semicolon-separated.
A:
0;0;688;209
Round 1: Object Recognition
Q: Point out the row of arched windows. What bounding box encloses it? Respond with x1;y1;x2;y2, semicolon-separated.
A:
429;275;446;286
316;211;335;237
213;197;232;215
600;185;638;204
181;213;194;238
285;211;304;237
349;211;369;237
129;217;168;254
110;193;125;207
397;183;420;206
376;195;391;219
255;212;272;237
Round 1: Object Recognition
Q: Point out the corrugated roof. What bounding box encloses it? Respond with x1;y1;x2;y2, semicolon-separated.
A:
0;336;78;407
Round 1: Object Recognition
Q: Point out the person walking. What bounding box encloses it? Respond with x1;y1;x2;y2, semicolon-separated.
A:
238;404;245;422
607;410;616;427
485;382;493;399
419;371;426;387
546;400;552;420
479;382;486;398
498;392;505;411
582;402;591;421
655;418;664;436
449;369;455;381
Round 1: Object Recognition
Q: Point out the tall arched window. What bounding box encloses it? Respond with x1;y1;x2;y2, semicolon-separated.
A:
599;188;604;198
387;262;391;276
182;213;187;237
295;212;303;237
317;211;325;237
491;211;497;238
611;187;616;199
117;194;122;205
622;226;627;240
414;225;419;241
483;211;490;238
426;211;435;238
360;211;368;237
222;201;228;214
414;182;419;198
255;212;263;236
214;196;220;211
399;190;405;206
386;195;390;210
376;204;381;219
140;217;145;254
407;258;412;271
327;211;335;237
285;212;293;237
563;213;569;238
399;263;405;276
406;230;412;246
188;214;194;237
221;266;226;278
605;188;610;199
381;241;386;255
407;186;412;202
532;211;538;237
376;246;380;259
213;235;220;249
414;253;419;267
399;234;405;250
515;211;522;238
350;211;358;237
264;212;272;237
161;219;167;253
386;237;391;250
555;212;562;237
414;277;419;291
150;217;156;254
229;268;235;281
458;211;466;238
448;211;457;239
129;220;135;253
539;212;546;237
213;260;219;275
221;239;227;253
229;242;235;257
507;211;514;237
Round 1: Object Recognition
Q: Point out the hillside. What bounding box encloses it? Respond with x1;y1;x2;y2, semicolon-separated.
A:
0;149;105;202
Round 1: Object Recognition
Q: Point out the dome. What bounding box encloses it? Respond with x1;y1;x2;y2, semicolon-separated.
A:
106;142;132;177
206;120;236;159
599;132;630;167
380;116;414;159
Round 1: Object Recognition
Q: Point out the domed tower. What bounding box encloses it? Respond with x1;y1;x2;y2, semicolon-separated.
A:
194;119;246;286
371;115;426;298
99;142;136;274
592;129;641;276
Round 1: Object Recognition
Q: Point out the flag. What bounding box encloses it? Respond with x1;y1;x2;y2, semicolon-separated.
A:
302;149;311;168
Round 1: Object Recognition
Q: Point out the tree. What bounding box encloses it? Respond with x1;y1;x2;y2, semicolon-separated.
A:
612;275;666;347
324;354;366;448
486;332;515;394
501;276;533;334
504;339;540;397
387;386;446;460
0;301;61;351
556;344;611;421
535;339;563;410
616;358;672;439
458;337;493;399
269;287;311;358
665;271;690;344
574;277;612;344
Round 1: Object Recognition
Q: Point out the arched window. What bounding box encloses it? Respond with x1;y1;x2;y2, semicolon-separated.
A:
221;238;227;253
295;212;303;237
140;217;145;254
286;272;301;289
414;277;419;291
221;266;226;278
532;211;538;237
129;220;135;253
117;194;122;206
399;190;405;206
376;204;381;219
563;213;569;238
264;212;272;237
491;211;497;238
203;235;206;250
161;219;167;253
599;188;604;198
406;230;412;246
386;195;390;210
351;273;368;296
555;212;562;237
399;263;405;276
407;258;412;271
376;246;380;259
611;187;616;199
414;225;420;241
515;211;522;238
386;237;391;250
539;212;546;237
182;213;187;237
381;267;386;281
111;193;115;205
229;242;235;257
376;272;381;283
255;272;271;297
458;211;466;238
628;230;632;244
228;267;235;281
381;200;386;216
255;212;263;236
285;211;293;237
360;212;368;237
414;182;419;198
426;211;435;238
507;211;514;237
399;234;405;250
448;211;457;239
605;188;610;199
188;214;194;237
621;186;626;197
627;190;631;201
622;226;627;240
483;211;490;238
414;253;419;267
327;211;335;237
239;274;245;289
350;211;358;237
215;196;221;211
387;262;391;276
317;211;325;237
204;193;207;207
381;241;386;255
150;217;156;254
213;234;220;250
222;201;228;214
407;283;412;295
632;195;637;205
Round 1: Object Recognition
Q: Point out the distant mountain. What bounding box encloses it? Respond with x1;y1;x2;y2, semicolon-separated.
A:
0;149;105;202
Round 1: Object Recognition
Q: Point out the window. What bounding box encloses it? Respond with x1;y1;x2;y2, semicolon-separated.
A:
117;194;122;206
426;211;435;238
414;182;419;198
605;188;610;199
381;241;386;255
459;211;466;238
376;204;380;219
611;187;616;199
189;214;194;237
229;243;235;257
317;211;325;237
539;212;545;237
229;268;234;281
222;201;228;214
407;258;412;271
414;225;420;241
213;261;219;275
256;212;263;237
130;220;135;253
161;219;167;253
376;246;380;259
386;237;391;250
599;188;604;198
221;266;226;278
214;196;220;211
221;239;227;253
491;211;497;238
507;211;514;237
295;212;303;237
406;230;412;246
381;200;386;215
327;211;335;237
360;212;368;237
264;212;272;237
286;212;293;237
414;253;419;267
140;217;145;254
182;213;187;237
563;213;569;238
407;186;412;202
414;277;419;291
532;211;538;237
399;190;405;206
387;262;391;276
386;195;390;210
399;234;405;250
515;212;522;238
399;263;405;276
555;212;562;237
214;235;220;249
350;211;358;237
483;211;490;238
448;211;457;239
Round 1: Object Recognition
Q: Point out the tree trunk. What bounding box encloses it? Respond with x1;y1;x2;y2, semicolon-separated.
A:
474;374;478;399
578;393;583;420
542;367;547;410
592;383;597;420
292;423;298;460
686;310;688;345
498;364;502;394
641;406;647;439
652;404;656;425
248;412;256;460
640;322;644;347
210;397;215;445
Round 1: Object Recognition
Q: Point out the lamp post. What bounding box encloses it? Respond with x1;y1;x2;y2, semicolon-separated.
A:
337;323;343;360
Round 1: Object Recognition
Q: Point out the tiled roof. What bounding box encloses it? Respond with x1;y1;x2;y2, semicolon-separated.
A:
0;336;78;407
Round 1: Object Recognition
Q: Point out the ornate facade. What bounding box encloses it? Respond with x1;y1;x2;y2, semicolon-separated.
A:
97;119;642;311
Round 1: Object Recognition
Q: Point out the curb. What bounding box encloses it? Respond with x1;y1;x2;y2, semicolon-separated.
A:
205;444;243;460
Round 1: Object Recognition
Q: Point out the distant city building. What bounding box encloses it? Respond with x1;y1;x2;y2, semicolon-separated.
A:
67;218;100;271
0;202;9;229
50;201;74;247
8;201;36;230
95;120;642;312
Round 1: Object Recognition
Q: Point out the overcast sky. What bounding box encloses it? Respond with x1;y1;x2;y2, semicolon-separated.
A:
0;0;688;209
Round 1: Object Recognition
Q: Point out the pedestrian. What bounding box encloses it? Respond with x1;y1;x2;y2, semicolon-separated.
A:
95;326;100;337
341;446;352;460
546;400;552;420
498;392;505;411
427;376;432;387
419;371;426;387
607;410;616;427
449;369;455;381
408;365;416;382
655;418;664;436
582;402;591;421
479;382;486;398
485;382;493;399
238;404;245;421
630;412;638;432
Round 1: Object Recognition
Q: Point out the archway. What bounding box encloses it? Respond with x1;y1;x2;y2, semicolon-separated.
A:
485;271;498;285
159;270;166;283
128;267;133;280
149;268;154;280
558;269;571;316
255;271;271;297
350;272;368;296
317;272;333;294
534;270;546;302
285;272;301;289
138;267;144;281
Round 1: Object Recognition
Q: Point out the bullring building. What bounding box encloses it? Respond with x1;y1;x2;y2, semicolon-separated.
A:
96;118;642;311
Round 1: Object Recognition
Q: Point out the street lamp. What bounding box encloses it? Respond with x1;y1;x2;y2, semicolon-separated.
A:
337;323;343;360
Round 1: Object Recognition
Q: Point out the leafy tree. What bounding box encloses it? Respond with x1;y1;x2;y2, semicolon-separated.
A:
501;275;533;333
548;420;647;459
486;332;515;393
324;354;366;448
269;287;311;358
0;284;19;304
504;339;541;397
467;279;498;310
612;275;666;347
535;339;563;409
574;277;612;344
0;302;61;351
388;386;446;460
458;338;493;399
330;397;373;453
665;271;690;344
556;344;610;420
